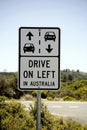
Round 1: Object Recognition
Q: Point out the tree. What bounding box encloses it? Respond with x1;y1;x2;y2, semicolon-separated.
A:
62;74;67;82
68;74;73;81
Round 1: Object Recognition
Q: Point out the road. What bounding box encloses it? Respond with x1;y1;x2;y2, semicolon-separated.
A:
44;101;87;124
20;101;87;124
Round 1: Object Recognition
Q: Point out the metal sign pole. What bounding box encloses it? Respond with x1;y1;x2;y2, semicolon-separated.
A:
36;90;41;130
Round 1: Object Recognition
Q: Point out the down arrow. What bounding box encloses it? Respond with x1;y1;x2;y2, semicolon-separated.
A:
46;44;53;53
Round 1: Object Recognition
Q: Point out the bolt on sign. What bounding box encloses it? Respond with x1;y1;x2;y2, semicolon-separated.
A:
18;27;60;90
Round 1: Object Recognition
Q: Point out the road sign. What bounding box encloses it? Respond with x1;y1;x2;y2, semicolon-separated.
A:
18;27;60;90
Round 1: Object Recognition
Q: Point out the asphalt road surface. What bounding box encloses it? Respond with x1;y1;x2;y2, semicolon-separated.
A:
21;101;87;124
44;101;87;124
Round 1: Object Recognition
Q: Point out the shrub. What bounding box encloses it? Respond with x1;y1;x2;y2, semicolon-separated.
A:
0;97;87;130
0;98;35;130
47;96;53;100
63;96;76;101
21;94;33;100
0;95;7;102
41;91;47;98
31;91;37;97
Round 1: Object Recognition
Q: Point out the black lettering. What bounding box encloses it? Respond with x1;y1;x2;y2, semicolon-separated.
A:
47;71;50;78
23;71;28;78
42;71;46;78
23;81;28;86
41;60;45;67
28;71;33;78
37;71;41;78
23;71;33;78
34;60;38;67
29;60;33;68
46;60;50;68
28;60;50;68
52;71;55;78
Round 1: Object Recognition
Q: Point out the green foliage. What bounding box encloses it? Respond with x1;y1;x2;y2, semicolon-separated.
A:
31;91;37;97
41;91;48;98
47;79;87;101
0;95;7;102
29;101;37;119
0;97;35;130
63;96;76;101
61;69;87;82
47;96;53;100
0;71;87;101
0;72;24;99
66;80;87;100
0;97;87;130
68;74;73;81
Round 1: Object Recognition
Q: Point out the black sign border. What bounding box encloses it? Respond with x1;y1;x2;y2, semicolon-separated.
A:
18;27;60;91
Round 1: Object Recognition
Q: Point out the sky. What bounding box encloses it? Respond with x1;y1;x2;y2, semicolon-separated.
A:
0;0;87;72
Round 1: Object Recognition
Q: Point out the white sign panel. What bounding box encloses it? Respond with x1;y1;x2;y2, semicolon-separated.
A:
18;27;60;90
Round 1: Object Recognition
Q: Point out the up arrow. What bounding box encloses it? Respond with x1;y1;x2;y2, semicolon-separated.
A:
46;44;53;53
26;32;33;40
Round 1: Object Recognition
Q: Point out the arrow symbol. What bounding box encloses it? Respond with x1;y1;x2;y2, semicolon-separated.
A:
26;32;33;40
46;44;53;53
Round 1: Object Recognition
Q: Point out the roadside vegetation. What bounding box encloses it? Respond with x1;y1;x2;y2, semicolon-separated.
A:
0;70;87;101
0;70;87;129
0;96;87;130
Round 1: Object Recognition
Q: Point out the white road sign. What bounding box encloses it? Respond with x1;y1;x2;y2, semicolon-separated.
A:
18;27;60;90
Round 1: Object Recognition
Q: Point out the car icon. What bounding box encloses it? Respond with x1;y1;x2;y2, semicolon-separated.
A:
44;32;56;41
23;43;35;53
